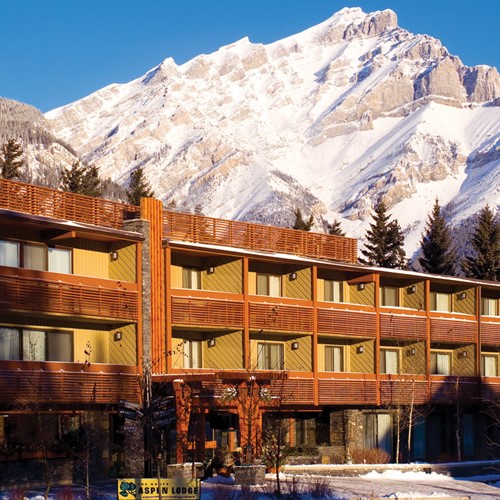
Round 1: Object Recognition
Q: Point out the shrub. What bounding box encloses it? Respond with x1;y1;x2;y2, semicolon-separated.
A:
350;447;390;464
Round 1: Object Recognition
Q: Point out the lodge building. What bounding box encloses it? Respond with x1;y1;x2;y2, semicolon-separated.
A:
1;177;500;481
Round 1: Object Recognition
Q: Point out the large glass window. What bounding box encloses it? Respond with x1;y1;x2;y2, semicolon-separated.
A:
380;349;399;374
22;329;46;361
257;342;284;370
481;354;498;377
182;267;201;289
256;274;281;297
431;292;451;312
324;280;343;302
183;340;202;368
24;244;47;271
325;345;344;372
381;286;399;307
0;327;20;360
0;240;20;267
482;298;499;317
430;351;451;375
48;248;72;274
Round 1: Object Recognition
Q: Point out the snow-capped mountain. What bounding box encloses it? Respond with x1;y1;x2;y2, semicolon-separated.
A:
45;7;500;257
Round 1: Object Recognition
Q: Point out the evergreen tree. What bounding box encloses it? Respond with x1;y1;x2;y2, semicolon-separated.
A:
60;162;102;197
360;201;407;269
327;219;345;236
462;205;500;281
292;208;314;231
126;167;155;206
0;138;24;180
418;199;457;275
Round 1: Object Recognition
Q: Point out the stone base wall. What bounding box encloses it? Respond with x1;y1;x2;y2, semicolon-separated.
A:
233;465;266;485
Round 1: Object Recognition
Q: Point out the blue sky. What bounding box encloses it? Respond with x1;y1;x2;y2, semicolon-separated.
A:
2;0;498;112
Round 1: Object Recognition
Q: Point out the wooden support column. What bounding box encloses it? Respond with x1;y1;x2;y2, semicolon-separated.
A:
312;265;319;406
425;279;431;398
374;273;381;406
243;257;250;370
165;245;173;373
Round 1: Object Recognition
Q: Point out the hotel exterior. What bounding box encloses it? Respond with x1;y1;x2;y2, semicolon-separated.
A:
1;177;500;480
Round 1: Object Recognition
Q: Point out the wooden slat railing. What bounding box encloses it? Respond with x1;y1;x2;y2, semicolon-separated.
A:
249;302;314;333
163;210;358;263
269;378;315;405
380;313;427;341
0;362;140;405
481;320;500;345
171;296;244;327
318;308;377;337
430;376;480;404
0;274;138;321
0;178;140;228
318;376;377;404
430;318;477;343
379;374;428;405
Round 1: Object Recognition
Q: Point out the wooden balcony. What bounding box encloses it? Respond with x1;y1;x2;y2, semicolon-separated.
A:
481;319;500;345
0;178;139;229
380;313;427;341
318;374;377;404
430;317;477;343
269;378;315;405
379;374;428;405
163;210;358;263
0;274;138;321
317;307;376;337
171;295;244;328
0;361;140;407
249;301;314;333
430;376;480;404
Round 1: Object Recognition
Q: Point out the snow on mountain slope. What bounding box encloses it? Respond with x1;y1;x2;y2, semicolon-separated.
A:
45;7;500;257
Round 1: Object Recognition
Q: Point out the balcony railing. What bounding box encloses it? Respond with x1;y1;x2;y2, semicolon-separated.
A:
163;211;358;263
249;302;314;333
318;375;377;404
430;317;477;343
0;274;138;321
317;307;376;337
170;296;244;327
380;313;427;341
0;178;139;229
0;361;140;405
379;374;428;405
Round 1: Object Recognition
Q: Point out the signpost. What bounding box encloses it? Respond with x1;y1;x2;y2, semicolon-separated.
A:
118;478;200;500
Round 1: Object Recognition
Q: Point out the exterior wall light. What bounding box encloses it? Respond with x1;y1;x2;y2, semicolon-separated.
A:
356;346;364;354
459;351;467;358
291;341;299;350
208;338;216;348
110;251;119;261
207;266;215;274
113;331;122;341
408;285;416;294
408;347;416;356
289;272;297;281
357;283;365;291
457;292;466;300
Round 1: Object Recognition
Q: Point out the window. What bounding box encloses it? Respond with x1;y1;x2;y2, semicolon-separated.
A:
325;345;344;372
0;240;19;267
183;340;202;368
0;328;72;362
364;413;392;456
482;354;498;377
482;298;499;316
380;349;399;374
381;286;399;307
257;342;284;370
256;274;281;297
182;267;201;289
430;351;451;375
431;292;451;312
23;243;72;274
324;280;343;302
48;248;72;274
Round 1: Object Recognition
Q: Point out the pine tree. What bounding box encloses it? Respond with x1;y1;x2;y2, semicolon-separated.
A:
327;219;345;236
126;167;155;206
418;199;456;275
60;162;102;197
292;208;314;231
462;205;500;281
360;201;407;269
0;138;24;180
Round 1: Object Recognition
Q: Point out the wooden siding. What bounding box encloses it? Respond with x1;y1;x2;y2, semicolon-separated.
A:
480;320;500;345
73;239;109;278
0;178;140;229
401;341;426;375
453;345;476;377
204;331;243;370
163;210;358;263
0;362;140;406
350;340;375;373
249;302;313;333
349;282;374;306
454;287;476;315
171;296;244;328
286;336;312;372
285;268;311;300
109;324;137;366
402;282;425;309
318;377;377;405
0;274;138;321
269;378;315;405
109;243;137;283
380;313;427;341
317;308;376;337
204;259;242;294
430;318;477;343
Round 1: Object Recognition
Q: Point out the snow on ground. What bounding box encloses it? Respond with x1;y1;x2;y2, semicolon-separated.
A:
2;468;500;499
